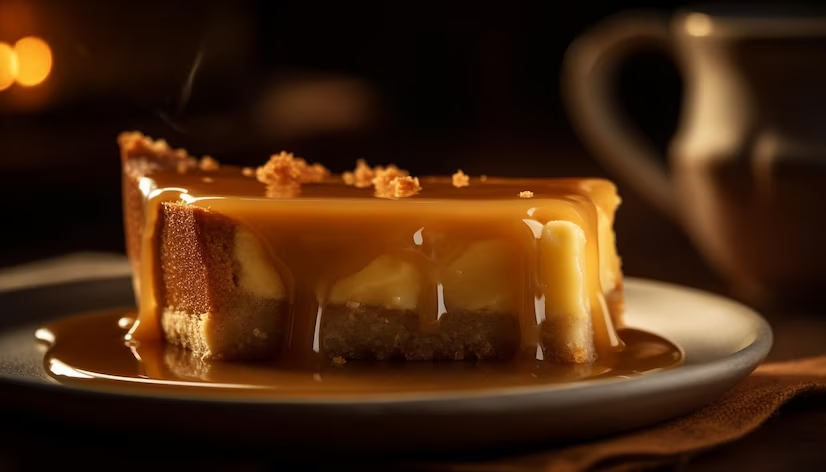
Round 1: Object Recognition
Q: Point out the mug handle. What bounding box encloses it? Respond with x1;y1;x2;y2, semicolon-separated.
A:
562;11;677;218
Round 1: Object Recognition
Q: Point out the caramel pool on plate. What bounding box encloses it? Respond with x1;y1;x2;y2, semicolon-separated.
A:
38;309;681;398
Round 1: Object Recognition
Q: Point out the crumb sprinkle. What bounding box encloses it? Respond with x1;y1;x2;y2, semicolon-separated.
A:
256;151;330;196
342;158;375;188
201;177;214;183
241;167;255;177
180;157;198;173
256;152;297;187
119;132;223;178
519;190;534;199
372;165;411;197
118;132;200;170
341;158;422;198
452;169;470;188
386;176;422;199
305;162;330;182
176;160;190;174
332;356;347;366
199;155;220;171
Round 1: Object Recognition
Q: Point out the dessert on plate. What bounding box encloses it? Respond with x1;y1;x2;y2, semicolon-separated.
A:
118;131;624;364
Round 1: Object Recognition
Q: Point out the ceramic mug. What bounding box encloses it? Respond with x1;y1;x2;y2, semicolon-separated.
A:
562;7;826;306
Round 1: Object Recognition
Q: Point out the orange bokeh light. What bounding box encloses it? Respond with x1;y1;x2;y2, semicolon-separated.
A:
13;36;51;87
0;42;16;91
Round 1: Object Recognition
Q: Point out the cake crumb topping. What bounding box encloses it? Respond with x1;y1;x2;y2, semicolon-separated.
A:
199;156;220;171
178;157;198;173
241;167;255;177
373;165;420;199
452;169;470;188
256;152;296;187
256;151;330;189
341;158;422;198
176;160;191;174
118;131;218;178
119;132;187;162
202;177;214;183
377;175;422;199
519;191;534;199
342;159;375;188
332;356;347;366
303;162;330;183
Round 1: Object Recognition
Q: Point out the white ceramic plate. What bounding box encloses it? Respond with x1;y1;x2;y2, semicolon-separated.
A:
0;276;771;455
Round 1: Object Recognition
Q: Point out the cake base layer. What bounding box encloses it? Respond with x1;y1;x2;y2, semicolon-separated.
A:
161;303;286;360
321;304;521;361
541;313;596;363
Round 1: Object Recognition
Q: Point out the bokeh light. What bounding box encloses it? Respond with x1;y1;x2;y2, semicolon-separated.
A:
14;36;52;87
685;13;713;37
0;42;17;91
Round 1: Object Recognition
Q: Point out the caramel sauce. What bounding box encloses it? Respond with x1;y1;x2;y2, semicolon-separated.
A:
126;165;624;362
38;309;682;399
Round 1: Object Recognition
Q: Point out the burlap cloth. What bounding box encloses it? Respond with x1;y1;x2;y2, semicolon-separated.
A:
427;356;826;472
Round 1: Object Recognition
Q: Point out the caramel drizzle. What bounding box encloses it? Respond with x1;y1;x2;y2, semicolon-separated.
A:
127;171;623;361
126;182;187;343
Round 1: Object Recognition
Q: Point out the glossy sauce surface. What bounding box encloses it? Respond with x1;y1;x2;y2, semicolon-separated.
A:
128;165;623;362
38;309;682;399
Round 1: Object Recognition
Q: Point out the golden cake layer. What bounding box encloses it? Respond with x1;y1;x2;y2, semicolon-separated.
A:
119;131;624;364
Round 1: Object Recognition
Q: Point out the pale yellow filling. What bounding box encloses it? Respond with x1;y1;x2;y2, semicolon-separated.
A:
327;254;420;310
239;217;608;325
441;239;519;312
234;228;286;299
540;220;591;326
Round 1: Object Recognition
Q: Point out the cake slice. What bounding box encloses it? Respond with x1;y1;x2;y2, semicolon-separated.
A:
119;131;624;364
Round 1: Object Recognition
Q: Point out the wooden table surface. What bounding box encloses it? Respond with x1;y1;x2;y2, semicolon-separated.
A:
1;132;825;471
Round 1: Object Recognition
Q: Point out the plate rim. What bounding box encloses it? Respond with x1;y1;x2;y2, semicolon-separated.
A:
0;276;773;409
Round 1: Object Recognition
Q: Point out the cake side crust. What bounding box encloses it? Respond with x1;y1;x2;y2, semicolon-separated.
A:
158;202;287;360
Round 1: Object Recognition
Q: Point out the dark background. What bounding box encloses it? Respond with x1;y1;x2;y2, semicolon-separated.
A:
0;0;794;289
